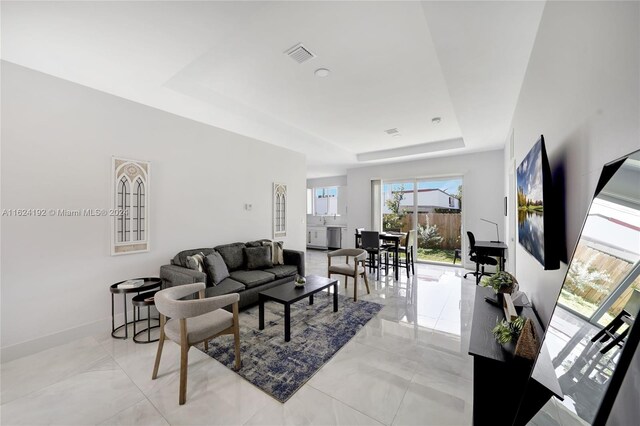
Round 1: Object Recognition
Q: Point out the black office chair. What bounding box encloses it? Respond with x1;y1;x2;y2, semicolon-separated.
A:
463;231;497;285
360;231;388;280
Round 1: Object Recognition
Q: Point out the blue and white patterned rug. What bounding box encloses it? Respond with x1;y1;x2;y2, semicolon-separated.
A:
199;291;383;402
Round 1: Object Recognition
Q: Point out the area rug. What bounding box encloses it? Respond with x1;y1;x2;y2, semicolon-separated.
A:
199;292;382;402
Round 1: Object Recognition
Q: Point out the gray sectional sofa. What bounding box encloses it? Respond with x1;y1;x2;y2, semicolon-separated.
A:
160;241;305;309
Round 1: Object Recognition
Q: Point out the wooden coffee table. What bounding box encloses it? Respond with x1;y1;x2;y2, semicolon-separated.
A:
258;275;338;342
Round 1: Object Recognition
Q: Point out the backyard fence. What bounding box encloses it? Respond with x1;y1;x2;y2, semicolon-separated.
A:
566;242;638;316
400;212;461;250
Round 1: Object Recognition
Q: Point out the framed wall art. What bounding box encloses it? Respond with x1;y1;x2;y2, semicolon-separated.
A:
111;157;150;255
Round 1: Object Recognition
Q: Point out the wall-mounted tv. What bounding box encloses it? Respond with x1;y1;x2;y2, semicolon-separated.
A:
516;135;559;270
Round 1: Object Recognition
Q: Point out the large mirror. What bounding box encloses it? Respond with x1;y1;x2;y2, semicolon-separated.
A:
528;150;640;424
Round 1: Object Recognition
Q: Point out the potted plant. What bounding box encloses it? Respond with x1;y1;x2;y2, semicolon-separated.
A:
492;316;526;345
481;269;518;295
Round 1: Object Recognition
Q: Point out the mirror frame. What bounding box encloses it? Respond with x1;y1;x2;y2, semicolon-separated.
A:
522;149;640;426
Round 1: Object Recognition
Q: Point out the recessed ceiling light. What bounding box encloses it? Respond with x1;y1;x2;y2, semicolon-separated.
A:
432;117;442;124
314;68;331;77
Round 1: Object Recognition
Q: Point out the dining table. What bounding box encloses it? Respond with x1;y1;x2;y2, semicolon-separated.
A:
354;231;403;280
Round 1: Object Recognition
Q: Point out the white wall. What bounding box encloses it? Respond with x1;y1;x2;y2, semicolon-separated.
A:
0;62;307;360
506;1;639;421
346;150;504;269
507;0;640;328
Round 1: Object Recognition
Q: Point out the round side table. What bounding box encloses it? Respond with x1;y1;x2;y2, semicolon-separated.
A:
132;291;160;344
110;278;161;339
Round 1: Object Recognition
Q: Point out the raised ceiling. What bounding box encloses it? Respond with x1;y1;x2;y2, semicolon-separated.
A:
1;1;545;177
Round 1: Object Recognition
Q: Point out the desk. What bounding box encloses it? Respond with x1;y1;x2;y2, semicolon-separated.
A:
355;232;402;280
474;240;508;271
469;286;562;425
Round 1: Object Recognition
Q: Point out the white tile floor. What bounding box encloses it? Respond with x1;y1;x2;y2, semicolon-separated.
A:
1;250;562;425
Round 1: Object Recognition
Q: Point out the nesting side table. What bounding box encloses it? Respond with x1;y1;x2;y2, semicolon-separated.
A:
132;291;160;343
110;278;161;340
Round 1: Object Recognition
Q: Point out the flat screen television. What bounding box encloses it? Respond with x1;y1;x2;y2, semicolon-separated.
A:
516;135;559;270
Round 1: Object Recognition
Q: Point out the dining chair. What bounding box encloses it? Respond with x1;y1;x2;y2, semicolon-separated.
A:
327;248;370;301
355;228;365;248
463;231;497;284
152;282;241;405
360;231;389;280
392;230;416;278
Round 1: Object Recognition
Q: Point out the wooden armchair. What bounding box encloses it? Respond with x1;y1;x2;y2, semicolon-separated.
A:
327;248;370;301
152;282;241;405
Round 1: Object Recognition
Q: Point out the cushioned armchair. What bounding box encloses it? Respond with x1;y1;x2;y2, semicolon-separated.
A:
327;248;370;302
152;283;241;405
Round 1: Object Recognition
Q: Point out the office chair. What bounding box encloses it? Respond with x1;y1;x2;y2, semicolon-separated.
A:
463;231;498;285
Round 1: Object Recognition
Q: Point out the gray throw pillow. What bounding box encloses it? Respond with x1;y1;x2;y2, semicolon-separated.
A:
203;252;230;285
244;246;273;270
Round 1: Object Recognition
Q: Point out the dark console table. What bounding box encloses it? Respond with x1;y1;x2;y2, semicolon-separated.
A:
469;286;562;425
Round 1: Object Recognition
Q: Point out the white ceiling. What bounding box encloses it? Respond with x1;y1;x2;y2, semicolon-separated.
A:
1;1;546;177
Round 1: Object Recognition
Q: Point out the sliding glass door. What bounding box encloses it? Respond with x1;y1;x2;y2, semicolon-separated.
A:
380;177;463;265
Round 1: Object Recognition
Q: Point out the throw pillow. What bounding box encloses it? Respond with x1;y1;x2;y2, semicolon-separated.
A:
203;252;230;285
244;246;273;270
273;241;284;265
185;252;205;272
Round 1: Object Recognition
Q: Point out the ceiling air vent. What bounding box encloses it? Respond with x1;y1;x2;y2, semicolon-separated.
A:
384;128;400;135
285;43;316;64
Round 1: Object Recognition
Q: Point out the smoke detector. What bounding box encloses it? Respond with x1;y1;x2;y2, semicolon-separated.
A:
432;117;442;124
284;43;316;64
384;128;400;135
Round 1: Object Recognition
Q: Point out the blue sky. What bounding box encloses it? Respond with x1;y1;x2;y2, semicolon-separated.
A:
384;178;462;196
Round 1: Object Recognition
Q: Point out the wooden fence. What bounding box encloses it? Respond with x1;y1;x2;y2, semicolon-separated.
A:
399;213;462;250
566;242;638;316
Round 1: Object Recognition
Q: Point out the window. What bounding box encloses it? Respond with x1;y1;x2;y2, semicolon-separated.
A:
306;189;313;215
312;186;339;216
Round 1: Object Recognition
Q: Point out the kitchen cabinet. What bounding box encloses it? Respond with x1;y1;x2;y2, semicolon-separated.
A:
307;226;327;248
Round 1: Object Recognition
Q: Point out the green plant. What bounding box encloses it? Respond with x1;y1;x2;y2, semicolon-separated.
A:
492;316;526;344
418;223;443;248
565;260;612;294
481;270;516;294
383;186;407;232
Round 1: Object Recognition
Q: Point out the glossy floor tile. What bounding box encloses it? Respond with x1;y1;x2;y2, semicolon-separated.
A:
1;250;479;425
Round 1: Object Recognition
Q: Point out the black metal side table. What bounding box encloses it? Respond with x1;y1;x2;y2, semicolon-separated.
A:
132;291;160;344
110;278;161;339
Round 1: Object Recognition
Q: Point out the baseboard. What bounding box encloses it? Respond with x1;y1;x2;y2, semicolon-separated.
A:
1;310;137;363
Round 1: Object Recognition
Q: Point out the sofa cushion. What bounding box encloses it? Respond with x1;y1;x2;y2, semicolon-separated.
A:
244;246;273;270
263;264;298;279
203;252;230;285
172;248;215;267
229;270;275;289
214;243;246;271
204;278;245;298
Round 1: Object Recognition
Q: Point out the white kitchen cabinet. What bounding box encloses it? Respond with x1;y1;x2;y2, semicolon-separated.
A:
307;226;327;248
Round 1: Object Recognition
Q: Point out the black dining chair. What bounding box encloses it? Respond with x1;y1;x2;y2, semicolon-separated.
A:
390;230;416;278
355;228;365;248
463;231;497;284
360;231;388;280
